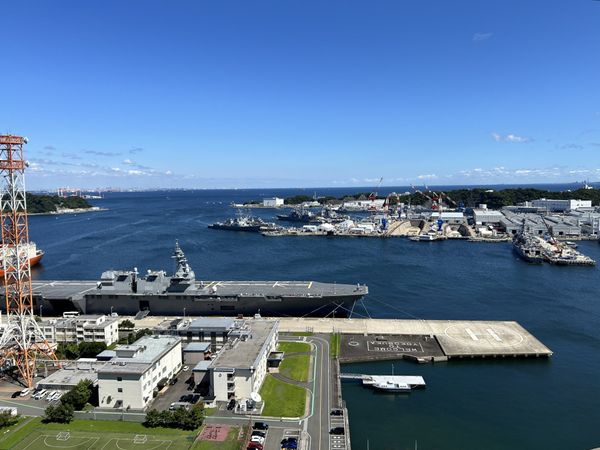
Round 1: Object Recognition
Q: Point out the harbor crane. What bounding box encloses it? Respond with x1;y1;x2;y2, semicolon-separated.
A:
368;177;383;202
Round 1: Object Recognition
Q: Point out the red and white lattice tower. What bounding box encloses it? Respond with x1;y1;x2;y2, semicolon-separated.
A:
0;135;57;388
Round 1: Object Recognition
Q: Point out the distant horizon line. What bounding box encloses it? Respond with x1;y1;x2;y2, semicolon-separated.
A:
28;180;598;193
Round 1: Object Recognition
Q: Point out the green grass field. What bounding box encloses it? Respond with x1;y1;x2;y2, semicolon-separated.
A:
330;333;341;358
259;375;307;418
0;418;209;450
279;354;311;382
277;341;311;353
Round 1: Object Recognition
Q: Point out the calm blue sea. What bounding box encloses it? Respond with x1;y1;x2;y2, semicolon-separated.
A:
28;189;600;450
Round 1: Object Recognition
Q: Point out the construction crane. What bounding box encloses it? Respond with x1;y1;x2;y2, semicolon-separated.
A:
0;135;57;388
368;177;383;202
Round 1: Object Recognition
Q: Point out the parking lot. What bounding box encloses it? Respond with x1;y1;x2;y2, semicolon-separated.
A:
151;371;199;411
0;376;65;416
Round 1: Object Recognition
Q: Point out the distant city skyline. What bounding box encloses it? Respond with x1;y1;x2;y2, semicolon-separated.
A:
2;0;600;190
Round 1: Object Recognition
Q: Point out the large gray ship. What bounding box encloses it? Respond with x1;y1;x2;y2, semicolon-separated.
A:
26;242;368;317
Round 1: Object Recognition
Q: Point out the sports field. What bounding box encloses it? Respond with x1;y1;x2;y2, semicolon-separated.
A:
11;429;193;450
0;418;243;450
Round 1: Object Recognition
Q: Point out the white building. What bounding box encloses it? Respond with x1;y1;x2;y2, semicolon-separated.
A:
98;335;182;410
41;315;119;346
262;197;284;208
473;209;504;225
206;320;278;402
531;198;592;212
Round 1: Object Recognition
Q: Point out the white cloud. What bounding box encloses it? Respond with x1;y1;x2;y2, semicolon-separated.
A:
123;159;134;165
473;32;493;42
417;174;437;180
491;132;532;143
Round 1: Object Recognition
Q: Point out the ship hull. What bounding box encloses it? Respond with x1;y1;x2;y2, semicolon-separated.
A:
512;244;543;264
32;292;361;318
208;224;263;232
0;251;44;277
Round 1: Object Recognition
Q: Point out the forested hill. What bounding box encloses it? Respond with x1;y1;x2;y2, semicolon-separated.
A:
284;188;600;210
26;193;92;214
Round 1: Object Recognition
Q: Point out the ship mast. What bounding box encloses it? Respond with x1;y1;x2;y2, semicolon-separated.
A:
0;135;58;388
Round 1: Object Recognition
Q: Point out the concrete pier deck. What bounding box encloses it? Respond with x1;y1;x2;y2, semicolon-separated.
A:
275;317;553;360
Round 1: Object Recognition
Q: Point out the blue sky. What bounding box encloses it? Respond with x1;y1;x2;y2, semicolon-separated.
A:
2;0;600;189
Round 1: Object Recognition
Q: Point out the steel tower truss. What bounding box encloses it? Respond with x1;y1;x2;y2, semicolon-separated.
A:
0;135;57;388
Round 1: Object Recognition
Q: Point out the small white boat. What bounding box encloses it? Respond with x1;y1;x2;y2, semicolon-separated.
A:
371;381;412;392
409;234;439;242
565;241;578;249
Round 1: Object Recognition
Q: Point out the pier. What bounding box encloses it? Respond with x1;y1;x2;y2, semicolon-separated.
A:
276;318;553;361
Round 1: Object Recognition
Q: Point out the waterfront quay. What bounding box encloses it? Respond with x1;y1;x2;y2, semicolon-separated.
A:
273;317;553;361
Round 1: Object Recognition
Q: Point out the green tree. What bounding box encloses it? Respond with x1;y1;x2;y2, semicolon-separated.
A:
43;403;74;423
144;409;162;428
0;412;18;428
119;319;135;329
61;379;92;410
78;341;107;358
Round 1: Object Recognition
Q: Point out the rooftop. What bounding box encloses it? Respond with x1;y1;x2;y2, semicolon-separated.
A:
188;317;236;331
38;361;107;388
210;320;277;371
98;335;181;375
184;342;211;352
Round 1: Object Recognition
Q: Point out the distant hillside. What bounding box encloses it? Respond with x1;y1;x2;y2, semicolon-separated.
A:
283;188;600;210
26;194;92;214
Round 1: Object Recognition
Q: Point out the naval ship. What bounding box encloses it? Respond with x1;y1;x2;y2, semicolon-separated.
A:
25;242;368;317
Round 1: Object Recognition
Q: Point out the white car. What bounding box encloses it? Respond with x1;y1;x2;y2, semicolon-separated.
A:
250;436;265;444
19;388;31;397
182;366;189;372
46;391;59;401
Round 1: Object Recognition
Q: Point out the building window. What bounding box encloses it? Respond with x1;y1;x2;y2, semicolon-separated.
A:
117;377;122;381
117;388;123;393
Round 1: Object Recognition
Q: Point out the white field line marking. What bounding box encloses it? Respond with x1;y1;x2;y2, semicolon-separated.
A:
465;328;479;341
486;328;502;342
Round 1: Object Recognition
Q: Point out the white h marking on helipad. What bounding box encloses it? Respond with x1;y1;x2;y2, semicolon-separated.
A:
486;328;502;342
465;328;479;341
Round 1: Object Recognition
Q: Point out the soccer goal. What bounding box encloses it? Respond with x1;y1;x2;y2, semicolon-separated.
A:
133;434;147;444
56;432;71;441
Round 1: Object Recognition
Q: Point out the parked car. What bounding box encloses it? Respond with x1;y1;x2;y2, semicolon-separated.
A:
250;435;265;444
226;399;236;410
169;378;178;385
11;391;20;398
282;441;298;450
182;366;189;372
253;422;269;430
252;431;266;438
330;427;345;435
330;409;343;416
169;402;191;411
19;388;31;397
247;443;263;450
190;394;201;403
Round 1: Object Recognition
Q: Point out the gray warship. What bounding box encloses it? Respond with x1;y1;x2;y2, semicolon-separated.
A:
27;242;368;317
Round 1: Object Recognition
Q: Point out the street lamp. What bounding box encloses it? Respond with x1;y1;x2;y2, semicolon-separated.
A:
110;306;114;316
39;304;43;319
183;307;186;319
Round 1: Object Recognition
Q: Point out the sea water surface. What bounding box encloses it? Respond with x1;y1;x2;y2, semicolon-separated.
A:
28;190;600;450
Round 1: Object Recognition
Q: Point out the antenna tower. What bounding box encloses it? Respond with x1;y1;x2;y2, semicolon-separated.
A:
0;135;57;387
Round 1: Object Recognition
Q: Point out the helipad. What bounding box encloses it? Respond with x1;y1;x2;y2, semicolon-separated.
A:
275;318;553;360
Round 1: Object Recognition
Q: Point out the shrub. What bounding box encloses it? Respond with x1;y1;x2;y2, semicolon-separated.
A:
43;403;74;424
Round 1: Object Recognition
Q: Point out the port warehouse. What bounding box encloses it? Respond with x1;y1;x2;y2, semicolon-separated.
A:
30;317;278;410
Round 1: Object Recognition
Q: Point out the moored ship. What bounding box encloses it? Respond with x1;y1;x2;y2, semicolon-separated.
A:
24;242;368;317
0;242;44;276
208;213;278;232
